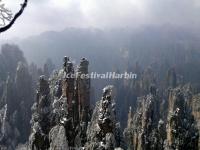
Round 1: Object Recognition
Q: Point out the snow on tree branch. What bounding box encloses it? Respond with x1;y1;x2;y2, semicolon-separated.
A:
0;0;28;33
0;1;12;26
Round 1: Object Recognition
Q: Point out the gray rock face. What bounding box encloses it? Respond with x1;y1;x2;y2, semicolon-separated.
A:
49;125;69;150
124;88;162;150
29;63;124;150
124;86;199;150
85;85;123;150
76;58;90;124
189;93;200;147
29;76;51;150
0;51;198;150
0;51;195;150
165;87;199;150
0;45;35;149
29;57;92;150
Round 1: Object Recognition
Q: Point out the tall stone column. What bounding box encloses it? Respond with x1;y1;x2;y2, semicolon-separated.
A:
62;56;75;115
76;58;90;123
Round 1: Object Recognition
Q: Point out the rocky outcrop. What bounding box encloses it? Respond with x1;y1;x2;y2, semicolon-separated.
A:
29;74;124;150
76;58;90;124
124;85;163;150
124;85;199;150
85;85;124;150
49;125;69;150
114;66;157;129
0;51;195;150
29;57;92;149
166;87;199;150
190;94;200;147
0;45;35;149
29;76;51;150
27;56;200;150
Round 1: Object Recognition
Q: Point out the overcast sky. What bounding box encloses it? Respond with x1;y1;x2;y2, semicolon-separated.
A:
1;0;200;40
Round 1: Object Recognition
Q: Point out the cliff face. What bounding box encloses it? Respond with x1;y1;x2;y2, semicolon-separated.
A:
189;93;200;147
85;85;124;150
0;44;26;81
29;76;51;150
124;85;199;150
29;57;92;150
26;56;200;150
114;66;157;129
0;47;199;150
28;57;125;150
0;45;35;149
165;87;199;150
124;86;164;150
0;50;198;150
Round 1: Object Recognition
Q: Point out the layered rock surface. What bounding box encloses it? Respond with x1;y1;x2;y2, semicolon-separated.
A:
124;85;199;150
85;85;124;150
0;45;35;149
29;57;92;150
0;48;199;150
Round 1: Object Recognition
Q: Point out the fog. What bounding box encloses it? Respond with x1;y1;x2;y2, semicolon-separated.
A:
1;0;200;40
1;1;200;147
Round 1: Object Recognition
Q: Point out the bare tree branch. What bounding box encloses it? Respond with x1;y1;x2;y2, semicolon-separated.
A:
0;0;28;33
0;2;13;26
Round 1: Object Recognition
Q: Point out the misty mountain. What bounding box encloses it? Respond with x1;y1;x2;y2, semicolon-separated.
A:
4;26;197;101
17;26;200;68
1;26;200;149
2;26;200;101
